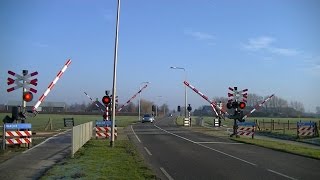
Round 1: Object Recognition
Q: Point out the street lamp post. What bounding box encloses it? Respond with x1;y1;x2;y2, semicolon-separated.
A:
170;66;187;119
139;82;150;121
110;0;121;147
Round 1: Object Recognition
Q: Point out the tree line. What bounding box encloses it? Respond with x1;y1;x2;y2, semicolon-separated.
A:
194;93;315;118
67;98;170;116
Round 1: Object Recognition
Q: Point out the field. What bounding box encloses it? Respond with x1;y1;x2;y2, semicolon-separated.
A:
0;113;139;132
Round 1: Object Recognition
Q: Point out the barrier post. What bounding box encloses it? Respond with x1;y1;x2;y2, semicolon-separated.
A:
2;125;5;150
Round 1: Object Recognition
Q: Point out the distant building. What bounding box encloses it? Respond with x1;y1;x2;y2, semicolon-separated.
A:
5;101;67;112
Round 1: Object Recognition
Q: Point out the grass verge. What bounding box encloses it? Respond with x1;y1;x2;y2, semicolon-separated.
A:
231;137;320;160
41;138;156;179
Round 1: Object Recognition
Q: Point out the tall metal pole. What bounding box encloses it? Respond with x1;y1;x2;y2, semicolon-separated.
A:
22;70;28;123
110;0;121;147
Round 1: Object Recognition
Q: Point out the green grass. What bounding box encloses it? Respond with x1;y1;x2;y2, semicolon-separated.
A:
41;139;156;180
231;137;320;159
0;113;139;132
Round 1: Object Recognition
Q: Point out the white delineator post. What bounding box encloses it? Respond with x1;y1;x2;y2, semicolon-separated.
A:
32;59;72;112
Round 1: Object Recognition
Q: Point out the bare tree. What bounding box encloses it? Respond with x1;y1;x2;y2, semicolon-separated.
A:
316;106;320;114
290;101;305;113
247;93;263;107
140;99;153;114
159;103;170;116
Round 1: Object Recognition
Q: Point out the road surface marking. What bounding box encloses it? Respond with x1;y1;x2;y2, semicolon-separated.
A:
267;169;298;180
23;129;71;154
160;167;174;180
154;125;257;166
144;147;152;156
131;125;141;143
195;141;243;144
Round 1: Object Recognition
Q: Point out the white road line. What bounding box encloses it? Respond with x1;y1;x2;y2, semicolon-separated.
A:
195;142;243;144
267;169;298;180
144;147;152;156
160;167;174;180
23;129;71;154
131;125;141;143
154;125;257;166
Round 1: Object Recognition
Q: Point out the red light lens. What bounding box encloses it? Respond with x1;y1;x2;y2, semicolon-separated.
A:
23;92;33;102
102;96;111;104
239;102;246;109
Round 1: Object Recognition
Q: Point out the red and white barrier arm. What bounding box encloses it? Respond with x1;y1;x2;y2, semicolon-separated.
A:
117;84;148;112
84;92;105;113
242;94;275;120
32;59;72;112
183;81;221;116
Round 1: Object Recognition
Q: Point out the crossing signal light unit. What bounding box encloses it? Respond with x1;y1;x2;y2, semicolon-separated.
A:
177;105;181;112
23;91;33;102
227;101;246;109
239;102;246;109
152;105;156;112
102;96;111;106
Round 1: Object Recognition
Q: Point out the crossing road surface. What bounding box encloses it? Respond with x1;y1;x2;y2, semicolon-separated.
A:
128;117;320;180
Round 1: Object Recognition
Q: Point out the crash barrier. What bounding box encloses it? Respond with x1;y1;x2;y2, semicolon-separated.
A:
95;120;117;139
2;123;32;150
213;118;220;127
64;117;74;127
71;121;93;157
184;118;191;126
297;122;318;138
237;122;255;139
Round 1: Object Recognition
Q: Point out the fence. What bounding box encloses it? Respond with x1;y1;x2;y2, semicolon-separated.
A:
253;119;319;137
71;121;93;157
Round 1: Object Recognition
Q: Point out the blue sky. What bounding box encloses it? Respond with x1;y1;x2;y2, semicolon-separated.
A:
1;0;319;112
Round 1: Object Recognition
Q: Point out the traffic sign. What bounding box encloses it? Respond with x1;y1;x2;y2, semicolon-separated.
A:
96;120;113;127
5;123;32;130
7;70;38;93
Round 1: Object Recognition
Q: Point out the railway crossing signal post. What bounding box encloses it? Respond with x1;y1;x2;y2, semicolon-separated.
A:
227;87;247;137
7;69;38;123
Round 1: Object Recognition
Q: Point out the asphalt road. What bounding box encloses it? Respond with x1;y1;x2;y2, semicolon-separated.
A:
0;130;71;180
128;117;320;180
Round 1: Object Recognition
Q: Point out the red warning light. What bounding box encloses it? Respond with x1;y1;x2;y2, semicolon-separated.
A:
102;96;111;105
23;92;33;102
239;102;246;109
